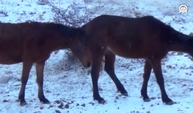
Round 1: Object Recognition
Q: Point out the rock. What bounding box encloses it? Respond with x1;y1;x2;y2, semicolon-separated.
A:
81;103;86;107
58;102;64;109
55;110;61;113
64;103;69;109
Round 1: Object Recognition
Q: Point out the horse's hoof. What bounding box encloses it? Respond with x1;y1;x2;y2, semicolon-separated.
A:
162;97;174;105
98;99;106;104
141;95;150;102
117;90;128;96
40;98;50;104
94;97;106;104
18;98;28;106
20;101;28;106
42;100;50;104
121;92;128;96
143;98;151;102
164;101;176;105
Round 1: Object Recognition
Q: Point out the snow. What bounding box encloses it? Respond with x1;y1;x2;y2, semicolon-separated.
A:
0;0;193;113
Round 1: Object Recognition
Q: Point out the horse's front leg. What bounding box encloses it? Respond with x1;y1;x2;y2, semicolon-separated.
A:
18;61;33;105
149;58;174;105
91;54;105;104
141;60;152;102
35;61;50;104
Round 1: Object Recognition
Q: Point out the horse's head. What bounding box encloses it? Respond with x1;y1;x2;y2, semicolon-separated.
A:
69;28;91;68
183;32;193;57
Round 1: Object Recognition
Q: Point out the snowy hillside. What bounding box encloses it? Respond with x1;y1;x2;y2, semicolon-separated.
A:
0;0;193;113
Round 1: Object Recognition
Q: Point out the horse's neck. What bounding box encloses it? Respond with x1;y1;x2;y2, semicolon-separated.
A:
169;31;192;53
48;37;70;52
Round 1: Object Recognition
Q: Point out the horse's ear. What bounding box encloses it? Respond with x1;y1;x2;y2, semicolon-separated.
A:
189;32;193;37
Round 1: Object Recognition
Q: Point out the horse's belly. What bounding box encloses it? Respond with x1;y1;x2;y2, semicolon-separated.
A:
0;52;22;64
107;46;146;58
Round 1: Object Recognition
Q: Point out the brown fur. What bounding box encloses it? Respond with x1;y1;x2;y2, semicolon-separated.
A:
0;22;91;105
82;15;193;105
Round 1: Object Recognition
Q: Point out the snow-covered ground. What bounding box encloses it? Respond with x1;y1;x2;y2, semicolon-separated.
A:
0;0;193;113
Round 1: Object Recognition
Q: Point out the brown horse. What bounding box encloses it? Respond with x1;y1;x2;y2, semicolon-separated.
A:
0;22;91;105
81;15;193;105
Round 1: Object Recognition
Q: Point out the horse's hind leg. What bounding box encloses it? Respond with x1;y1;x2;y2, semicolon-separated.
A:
149;58;174;105
141;60;152;102
35;62;50;104
18;61;33;105
104;51;128;96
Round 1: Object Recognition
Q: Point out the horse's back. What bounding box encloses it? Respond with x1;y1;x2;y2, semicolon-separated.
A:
0;22;61;46
83;15;169;35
